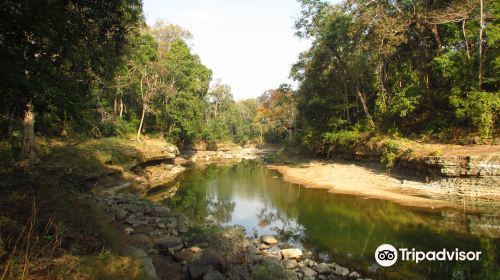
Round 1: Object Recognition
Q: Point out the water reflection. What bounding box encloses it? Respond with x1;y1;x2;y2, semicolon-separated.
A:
152;161;500;280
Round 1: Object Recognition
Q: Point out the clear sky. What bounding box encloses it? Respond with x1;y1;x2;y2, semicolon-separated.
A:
142;0;319;100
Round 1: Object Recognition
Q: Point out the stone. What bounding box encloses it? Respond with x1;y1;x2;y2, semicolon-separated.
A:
313;263;332;274
189;246;202;254
125;215;148;228
259;243;270;250
280;248;303;259
188;261;211;279
304;259;317;267
300;267;317;278
154;236;183;252
260;235;278;244
297;261;306;268
332;263;349;276
116;209;128;220
303;277;315;280
154;205;170;216
284;259;298;269
124;227;134;235
173;250;194;263
349;271;361;278
203;270;225;280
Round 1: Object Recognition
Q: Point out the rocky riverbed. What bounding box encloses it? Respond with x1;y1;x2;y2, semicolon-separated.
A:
96;193;369;280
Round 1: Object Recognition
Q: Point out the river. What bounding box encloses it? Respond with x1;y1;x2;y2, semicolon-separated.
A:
147;160;499;279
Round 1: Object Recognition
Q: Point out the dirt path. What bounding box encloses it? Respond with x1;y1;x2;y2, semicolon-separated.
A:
268;161;455;209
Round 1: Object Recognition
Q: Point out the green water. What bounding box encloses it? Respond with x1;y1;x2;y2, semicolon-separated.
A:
150;161;500;280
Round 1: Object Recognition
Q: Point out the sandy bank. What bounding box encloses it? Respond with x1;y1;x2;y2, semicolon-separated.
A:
268;161;455;209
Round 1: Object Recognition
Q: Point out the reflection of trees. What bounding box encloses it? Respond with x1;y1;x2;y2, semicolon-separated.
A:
256;207;304;245
207;195;235;224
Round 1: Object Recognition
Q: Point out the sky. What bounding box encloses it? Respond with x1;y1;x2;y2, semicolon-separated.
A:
142;0;322;100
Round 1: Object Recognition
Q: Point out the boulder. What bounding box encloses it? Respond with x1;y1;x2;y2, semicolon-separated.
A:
331;263;349;276
115;209;128;220
215;143;240;152
313;263;332;274
186;141;207;151
260;235;278;244
189;246;202;254
203;270;225;280
154;236;183;252
188;261;211;279
172;250;194;263
280;248;303;259
300;267;317;278
349;271;361;278
284;259;298;269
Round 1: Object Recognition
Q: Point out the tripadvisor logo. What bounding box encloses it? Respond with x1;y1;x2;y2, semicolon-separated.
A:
375;244;482;267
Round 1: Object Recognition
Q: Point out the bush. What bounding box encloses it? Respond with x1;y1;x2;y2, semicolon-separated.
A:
450;91;500;138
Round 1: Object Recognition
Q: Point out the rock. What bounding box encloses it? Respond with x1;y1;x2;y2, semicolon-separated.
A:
124;227;134;235
188;261;211;279
300;267;317;278
116;209;128;220
216;143;240;152
284;259;298;269
332;263;349;276
313;263;332;274
125;215;148;228
203;270;225;280
297;261;306;268
260;235;278;244
189;246;202;254
186;141;207;151
349;271;361;278
304;259;317;267
129;233;153;248
128;246;159;280
280;248;303;259
154;205;170;216
154;236;183;252
259;243;270;250
173;250;194;263
303;277;315;280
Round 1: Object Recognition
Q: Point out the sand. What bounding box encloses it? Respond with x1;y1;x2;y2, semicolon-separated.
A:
268;161;454;209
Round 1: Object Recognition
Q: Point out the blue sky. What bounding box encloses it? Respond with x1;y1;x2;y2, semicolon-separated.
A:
142;0;338;100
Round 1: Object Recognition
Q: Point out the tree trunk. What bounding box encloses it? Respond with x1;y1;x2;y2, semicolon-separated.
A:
119;95;124;118
20;102;39;163
479;0;484;89
114;92;117;115
137;104;146;142
462;19;471;59
431;24;443;52
356;89;375;127
137;78;145;141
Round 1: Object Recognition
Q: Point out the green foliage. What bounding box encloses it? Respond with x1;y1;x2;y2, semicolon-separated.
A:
322;130;359;154
291;0;500;153
380;142;399;169
450;91;500;138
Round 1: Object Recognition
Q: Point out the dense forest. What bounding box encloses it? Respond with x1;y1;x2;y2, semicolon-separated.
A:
1;0;499;164
290;0;499;154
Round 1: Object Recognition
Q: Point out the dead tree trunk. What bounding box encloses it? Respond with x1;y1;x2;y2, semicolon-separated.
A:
478;0;484;89
356;89;375;127
20;102;39;163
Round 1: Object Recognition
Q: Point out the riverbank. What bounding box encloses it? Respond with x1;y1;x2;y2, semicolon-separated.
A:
269;162;454;209
268;136;500;213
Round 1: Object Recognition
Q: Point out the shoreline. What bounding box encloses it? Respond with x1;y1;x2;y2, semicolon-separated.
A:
268;161;460;210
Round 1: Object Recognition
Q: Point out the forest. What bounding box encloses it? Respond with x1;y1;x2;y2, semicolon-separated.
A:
1;0;498;164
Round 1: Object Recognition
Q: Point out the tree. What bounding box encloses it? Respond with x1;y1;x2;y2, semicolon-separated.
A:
0;0;142;162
